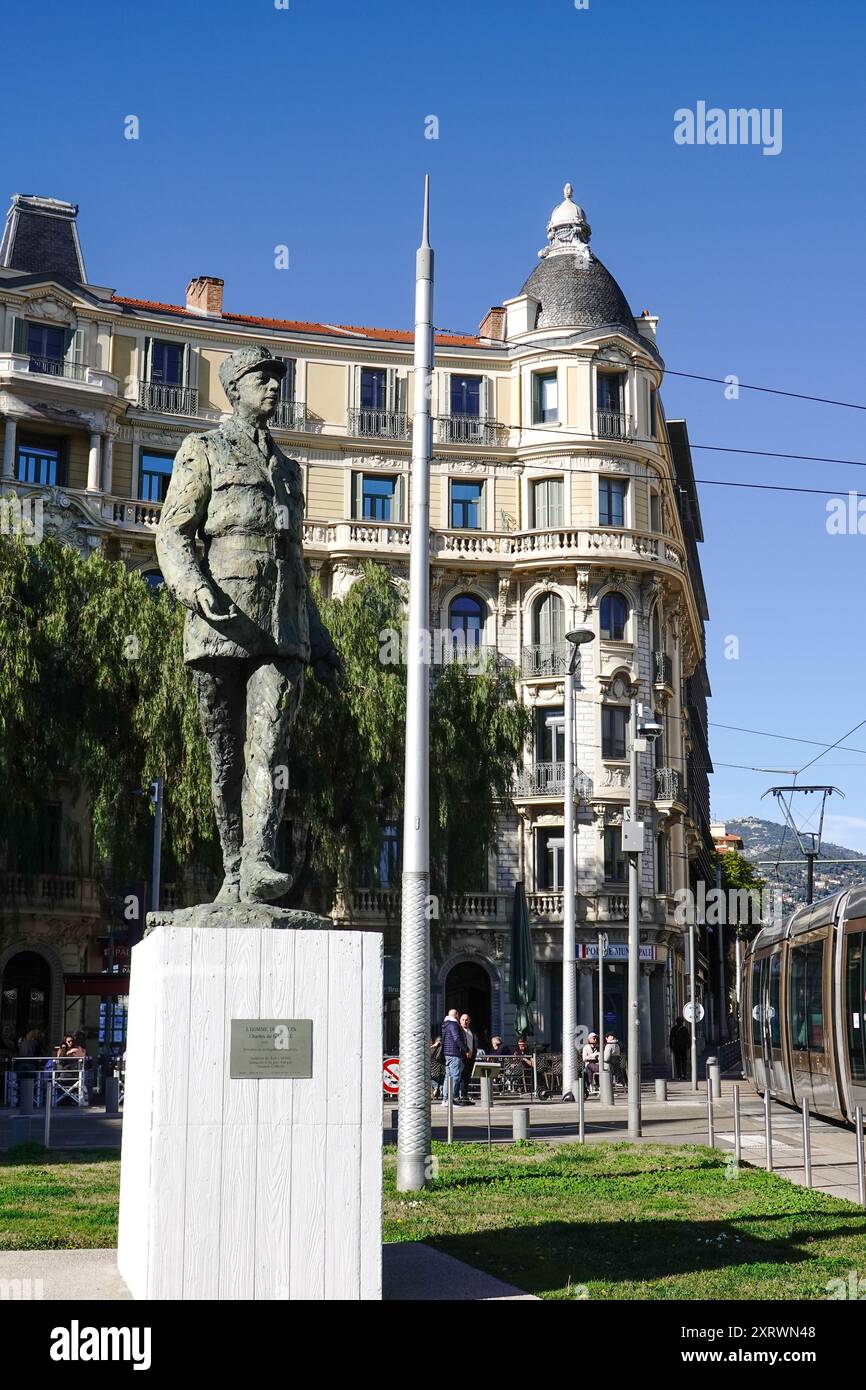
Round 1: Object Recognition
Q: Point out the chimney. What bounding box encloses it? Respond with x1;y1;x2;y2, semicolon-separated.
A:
186;275;224;316
478;306;506;342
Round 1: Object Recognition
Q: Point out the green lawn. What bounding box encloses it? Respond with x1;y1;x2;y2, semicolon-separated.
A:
0;1144;119;1250
384;1141;866;1300
2;1139;865;1299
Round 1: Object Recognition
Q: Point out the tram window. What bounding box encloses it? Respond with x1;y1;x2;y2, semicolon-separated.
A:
846;933;866;1082
769;954;782;1047
791;942;825;1052
751;960;762;1045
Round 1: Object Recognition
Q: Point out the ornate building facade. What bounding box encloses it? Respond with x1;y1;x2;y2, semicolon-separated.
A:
0;187;713;1059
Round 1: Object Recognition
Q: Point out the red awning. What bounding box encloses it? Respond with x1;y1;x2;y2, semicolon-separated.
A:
65;974;130;997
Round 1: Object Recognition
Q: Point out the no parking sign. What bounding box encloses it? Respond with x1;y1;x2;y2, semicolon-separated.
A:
382;1056;399;1094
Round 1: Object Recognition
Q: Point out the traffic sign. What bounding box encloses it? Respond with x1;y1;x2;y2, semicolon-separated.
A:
382;1056;399;1094
683;1001;705;1024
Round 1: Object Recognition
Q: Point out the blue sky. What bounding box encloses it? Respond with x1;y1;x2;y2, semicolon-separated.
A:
4;0;866;848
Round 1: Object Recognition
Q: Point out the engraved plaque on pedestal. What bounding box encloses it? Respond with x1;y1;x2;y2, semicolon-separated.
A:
230;1019;313;1079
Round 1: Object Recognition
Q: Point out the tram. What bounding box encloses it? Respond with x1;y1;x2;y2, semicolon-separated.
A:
742;885;866;1123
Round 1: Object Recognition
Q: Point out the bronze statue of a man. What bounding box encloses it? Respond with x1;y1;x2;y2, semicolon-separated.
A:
156;344;340;906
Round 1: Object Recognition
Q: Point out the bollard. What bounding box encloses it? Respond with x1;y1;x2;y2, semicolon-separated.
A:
18;1074;33;1115
599;1069;614;1105
707;1077;715;1147
105;1075;120;1118
801;1096;812;1190
480;1076;493;1150
578;1079;585;1144
447;1086;454;1145
43;1077;52;1148
655;1078;668;1102
9;1115;30;1147
856;1106;866;1209
734;1084;741;1167
512;1106;529;1142
707;1056;721;1101
764;1089;773;1173
390;1107;399;1146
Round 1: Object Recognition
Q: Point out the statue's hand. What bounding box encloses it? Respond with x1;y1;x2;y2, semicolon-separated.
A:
195;584;240;628
312;649;343;696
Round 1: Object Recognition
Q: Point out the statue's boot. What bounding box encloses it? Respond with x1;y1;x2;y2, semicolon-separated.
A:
240;656;304;905
192;662;245;909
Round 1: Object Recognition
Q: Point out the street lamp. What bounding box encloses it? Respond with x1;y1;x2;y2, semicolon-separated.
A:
561;625;595;1102
625;699;663;1137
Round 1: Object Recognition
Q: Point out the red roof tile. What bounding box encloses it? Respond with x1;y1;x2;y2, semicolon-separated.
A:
112;296;479;347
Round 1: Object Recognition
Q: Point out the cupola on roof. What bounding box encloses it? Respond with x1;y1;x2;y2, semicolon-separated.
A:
519;184;642;342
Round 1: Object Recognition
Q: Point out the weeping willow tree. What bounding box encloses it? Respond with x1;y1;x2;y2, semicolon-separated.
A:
0;541;529;908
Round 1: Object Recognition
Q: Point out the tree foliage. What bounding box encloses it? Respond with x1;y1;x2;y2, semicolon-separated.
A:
0;543;530;908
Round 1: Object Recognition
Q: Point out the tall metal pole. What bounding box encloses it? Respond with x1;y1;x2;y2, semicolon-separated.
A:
562;661;577;1099
597;930;605;1062
396;177;434;1193
806;852;815;906
716;858;726;1044
627;693;641;1137
150;777;163;915
689;913;698;1090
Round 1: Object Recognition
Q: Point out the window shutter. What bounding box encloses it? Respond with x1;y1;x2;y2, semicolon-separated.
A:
386;368;397;414
352;471;363;520
484;375;495;422
67;326;86;366
535;481;546;529
478;480;487;530
396;473;406;523
12;315;26;354
552;478;564;527
143;336;153;383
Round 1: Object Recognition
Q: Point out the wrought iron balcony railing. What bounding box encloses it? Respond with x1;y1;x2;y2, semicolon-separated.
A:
437;415;507;445
137;381;200;416
654;766;683;802
653;650;673;686
521;642;568;677
28;355;88;382
515;762;593;799
269;399;307;430
596;410;635;440
348;407;410;440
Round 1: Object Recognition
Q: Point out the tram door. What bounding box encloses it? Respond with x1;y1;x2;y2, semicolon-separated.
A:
843;927;866;1115
750;956;771;1091
766;950;788;1097
789;933;835;1112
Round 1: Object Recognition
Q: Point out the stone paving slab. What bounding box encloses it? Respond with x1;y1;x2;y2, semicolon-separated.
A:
0;1245;534;1302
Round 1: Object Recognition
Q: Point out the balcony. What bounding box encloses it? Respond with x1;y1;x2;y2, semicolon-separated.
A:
521;642;568;678
137;381;200;416
654;766;684;803
596;410;635;440
270;399;307;430
436;415;507;446
0;351;117;395
653;651;673;687
105;497;162;530
0;873;101;913
433;641;498;675
516;762;593;799
348;407;409;440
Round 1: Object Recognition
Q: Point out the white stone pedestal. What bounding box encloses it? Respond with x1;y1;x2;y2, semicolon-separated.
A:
118;924;382;1300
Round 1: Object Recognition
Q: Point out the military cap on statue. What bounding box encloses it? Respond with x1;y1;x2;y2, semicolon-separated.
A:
218;343;288;396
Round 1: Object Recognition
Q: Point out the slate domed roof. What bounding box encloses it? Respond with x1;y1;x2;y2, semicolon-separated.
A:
520;251;635;333
518;185;644;342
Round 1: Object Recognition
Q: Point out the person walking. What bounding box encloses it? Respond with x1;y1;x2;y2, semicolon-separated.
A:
430;1035;445;1100
670;1016;690;1080
458;1012;477;1106
582;1033;600;1094
440;1009;467;1108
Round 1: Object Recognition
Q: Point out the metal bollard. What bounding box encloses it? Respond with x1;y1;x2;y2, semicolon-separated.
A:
578;1079;585;1143
856;1106;866;1209
9;1115;30;1147
105;1075;120;1118
390;1107;399;1146
764;1089;773;1173
707;1056;721;1101
43;1078;52;1148
707;1077;715;1147
599;1069;614;1105
655;1078;668;1102
18;1075;33;1115
447;1086;454;1145
801;1096;812;1189
512;1106;529;1141
734;1084;741;1167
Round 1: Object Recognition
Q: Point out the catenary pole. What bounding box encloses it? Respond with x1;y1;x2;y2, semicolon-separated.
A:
562;657;577;1099
396;177;434;1192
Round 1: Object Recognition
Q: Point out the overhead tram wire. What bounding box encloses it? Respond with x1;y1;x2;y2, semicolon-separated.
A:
663;370;866;413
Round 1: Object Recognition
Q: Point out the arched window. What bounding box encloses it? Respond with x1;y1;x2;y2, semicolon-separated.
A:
449;593;484;650
532;592;564;648
600;591;628;641
143;570;164;592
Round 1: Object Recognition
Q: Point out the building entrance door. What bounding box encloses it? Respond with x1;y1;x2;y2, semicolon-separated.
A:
0;951;51;1050
443;962;491;1048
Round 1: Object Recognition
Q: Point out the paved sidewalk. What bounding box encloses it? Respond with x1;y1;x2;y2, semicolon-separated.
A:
0;1245;534;1301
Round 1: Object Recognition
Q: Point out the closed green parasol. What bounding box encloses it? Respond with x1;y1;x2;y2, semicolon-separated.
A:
509;880;537;1038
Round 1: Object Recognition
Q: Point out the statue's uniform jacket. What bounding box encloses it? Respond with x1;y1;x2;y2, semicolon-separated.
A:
155;416;331;667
